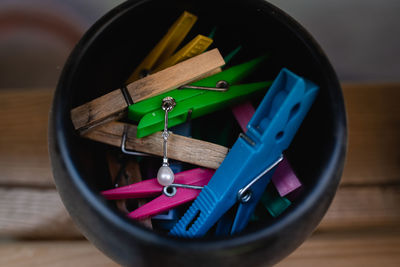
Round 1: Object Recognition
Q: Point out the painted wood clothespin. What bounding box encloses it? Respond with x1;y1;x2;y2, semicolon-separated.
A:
136;81;270;138
128;46;250;123
126;11;198;83
82;121;228;170
170;68;319;237
152;34;213;73
70;48;225;133
128;55;270;138
102;168;215;219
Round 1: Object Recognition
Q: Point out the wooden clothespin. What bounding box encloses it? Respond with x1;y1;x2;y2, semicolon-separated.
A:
70;48;225;133
106;152;153;228
82;121;228;170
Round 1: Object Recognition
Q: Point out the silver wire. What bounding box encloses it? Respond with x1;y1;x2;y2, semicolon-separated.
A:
163;183;204;197
161;97;176;166
237;154;284;203
121;130;153;157
179;80;229;92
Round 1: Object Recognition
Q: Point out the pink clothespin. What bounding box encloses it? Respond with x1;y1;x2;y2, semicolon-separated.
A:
231;101;255;132
102;168;214;219
231;101;301;196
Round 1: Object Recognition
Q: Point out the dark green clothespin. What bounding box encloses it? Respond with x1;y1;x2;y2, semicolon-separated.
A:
261;185;292;218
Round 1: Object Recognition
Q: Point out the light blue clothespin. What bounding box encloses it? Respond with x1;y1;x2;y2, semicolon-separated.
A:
170;68;319;237
152;208;185;231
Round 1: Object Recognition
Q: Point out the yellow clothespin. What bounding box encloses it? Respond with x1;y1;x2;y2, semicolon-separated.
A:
153;34;213;72
126;11;198;83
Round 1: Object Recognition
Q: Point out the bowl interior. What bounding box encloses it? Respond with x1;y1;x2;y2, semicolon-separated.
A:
59;0;341;238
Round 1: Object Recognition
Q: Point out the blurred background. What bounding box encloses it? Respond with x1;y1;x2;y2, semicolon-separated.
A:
0;0;122;89
0;0;399;89
0;1;399;266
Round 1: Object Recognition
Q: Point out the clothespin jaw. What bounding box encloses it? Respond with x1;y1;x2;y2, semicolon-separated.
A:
246;68;319;150
126;11;198;83
169;68;319;237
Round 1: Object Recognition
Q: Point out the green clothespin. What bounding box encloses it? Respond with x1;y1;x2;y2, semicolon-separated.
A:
191;45;243;147
136;81;271;137
128;55;269;137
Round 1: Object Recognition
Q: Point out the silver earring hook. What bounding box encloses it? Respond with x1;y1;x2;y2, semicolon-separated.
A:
157;97;177;186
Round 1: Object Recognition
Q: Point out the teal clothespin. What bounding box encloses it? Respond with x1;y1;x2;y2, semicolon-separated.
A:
223;46;242;66
208;26;217;39
261;184;291;218
128;55;269;138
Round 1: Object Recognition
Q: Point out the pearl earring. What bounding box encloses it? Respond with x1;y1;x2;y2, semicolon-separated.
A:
156;97;176;186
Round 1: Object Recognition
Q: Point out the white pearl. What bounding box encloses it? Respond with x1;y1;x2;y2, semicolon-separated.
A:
157;166;175;186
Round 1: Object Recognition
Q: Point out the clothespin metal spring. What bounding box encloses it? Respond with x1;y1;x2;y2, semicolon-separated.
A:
163;184;204;197
237;154;284;203
179;80;229;92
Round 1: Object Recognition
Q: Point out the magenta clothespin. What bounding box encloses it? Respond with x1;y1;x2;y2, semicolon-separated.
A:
231;101;301;196
231;101;255;132
271;157;301;196
102;168;214;219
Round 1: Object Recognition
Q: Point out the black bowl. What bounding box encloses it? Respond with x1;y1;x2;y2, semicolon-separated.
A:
49;0;347;266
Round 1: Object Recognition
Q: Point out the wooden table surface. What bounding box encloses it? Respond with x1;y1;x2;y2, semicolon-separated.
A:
0;84;399;266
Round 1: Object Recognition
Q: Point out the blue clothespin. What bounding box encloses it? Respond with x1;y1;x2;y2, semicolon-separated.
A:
170;68;319;237
152;208;184;231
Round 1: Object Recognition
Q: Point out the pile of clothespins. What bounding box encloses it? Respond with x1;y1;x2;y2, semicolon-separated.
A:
70;11;319;238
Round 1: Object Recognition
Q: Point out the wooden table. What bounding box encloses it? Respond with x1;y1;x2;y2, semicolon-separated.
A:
0;84;399;266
